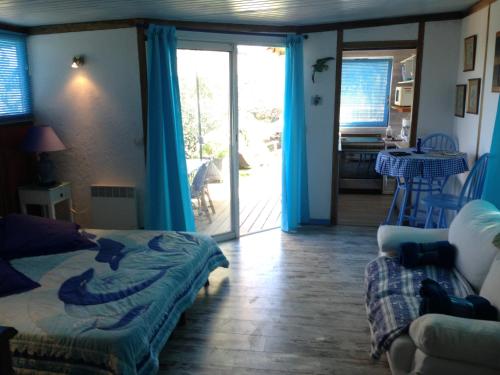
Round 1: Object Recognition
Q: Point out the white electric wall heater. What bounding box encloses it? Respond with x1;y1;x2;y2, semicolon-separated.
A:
90;185;138;229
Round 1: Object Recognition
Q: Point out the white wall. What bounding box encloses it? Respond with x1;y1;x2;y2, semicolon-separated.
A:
344;24;418;42
418;20;461;138
303;31;337;221
479;1;500;155
28;28;145;227
303;22;459;221
452;7;490;167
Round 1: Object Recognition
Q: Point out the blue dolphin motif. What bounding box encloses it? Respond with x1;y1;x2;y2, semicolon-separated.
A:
95;238;126;270
176;232;200;245
148;234;194;254
148;235;166;252
58;268;167;306
79;304;151;334
98;304;150;330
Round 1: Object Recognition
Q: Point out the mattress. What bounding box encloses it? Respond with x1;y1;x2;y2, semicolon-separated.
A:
0;229;229;375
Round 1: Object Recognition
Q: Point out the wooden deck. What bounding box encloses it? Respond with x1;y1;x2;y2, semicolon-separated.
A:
194;165;281;236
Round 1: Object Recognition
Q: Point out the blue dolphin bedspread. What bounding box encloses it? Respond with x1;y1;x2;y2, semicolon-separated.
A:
0;229;229;375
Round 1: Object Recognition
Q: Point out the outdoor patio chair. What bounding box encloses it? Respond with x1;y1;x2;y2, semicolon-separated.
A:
190;161;215;222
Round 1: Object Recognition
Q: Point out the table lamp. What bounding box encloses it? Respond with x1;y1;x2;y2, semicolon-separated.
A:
22;125;66;187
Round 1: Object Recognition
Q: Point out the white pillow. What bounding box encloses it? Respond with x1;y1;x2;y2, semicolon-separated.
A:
377;225;449;255
449;200;500;291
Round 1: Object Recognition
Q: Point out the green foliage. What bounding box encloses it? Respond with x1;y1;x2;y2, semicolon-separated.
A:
180;77;220;159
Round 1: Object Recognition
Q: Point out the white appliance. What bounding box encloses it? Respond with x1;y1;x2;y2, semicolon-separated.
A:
91;185;138;229
394;86;413;106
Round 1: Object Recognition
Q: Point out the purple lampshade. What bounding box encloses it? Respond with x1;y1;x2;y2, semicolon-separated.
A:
22;125;66;153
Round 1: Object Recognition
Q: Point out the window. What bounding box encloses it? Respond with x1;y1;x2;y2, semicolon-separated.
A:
340;58;392;128
0;32;32;122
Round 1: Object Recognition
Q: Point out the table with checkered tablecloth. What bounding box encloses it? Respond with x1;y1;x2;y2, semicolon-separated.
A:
375;148;469;225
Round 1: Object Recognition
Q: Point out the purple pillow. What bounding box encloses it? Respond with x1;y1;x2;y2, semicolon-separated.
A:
0;214;95;260
0;259;40;297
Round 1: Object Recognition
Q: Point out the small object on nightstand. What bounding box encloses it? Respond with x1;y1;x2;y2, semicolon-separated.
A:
18;182;74;222
21;125;66;187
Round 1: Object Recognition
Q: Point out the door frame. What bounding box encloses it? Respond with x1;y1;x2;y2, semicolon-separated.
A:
177;41;240;241
330;27;424;225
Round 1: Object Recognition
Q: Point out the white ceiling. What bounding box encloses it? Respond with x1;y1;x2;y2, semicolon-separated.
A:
0;0;477;27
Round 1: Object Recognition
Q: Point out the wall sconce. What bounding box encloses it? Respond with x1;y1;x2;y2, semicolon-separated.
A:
71;56;84;69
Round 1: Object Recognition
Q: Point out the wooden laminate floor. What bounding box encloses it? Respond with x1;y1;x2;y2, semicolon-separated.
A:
338;193;394;227
159;226;390;374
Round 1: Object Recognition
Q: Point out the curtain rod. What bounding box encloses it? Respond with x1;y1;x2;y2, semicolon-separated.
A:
137;21;308;39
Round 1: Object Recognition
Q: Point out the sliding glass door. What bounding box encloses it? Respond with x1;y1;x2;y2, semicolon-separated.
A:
177;43;238;240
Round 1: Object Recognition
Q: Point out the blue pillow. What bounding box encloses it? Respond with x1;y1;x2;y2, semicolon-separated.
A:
0;258;40;297
0;214;95;260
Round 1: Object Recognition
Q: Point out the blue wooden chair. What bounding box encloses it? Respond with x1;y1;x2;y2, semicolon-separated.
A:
190;162;215;222
424;153;490;228
421;133;458;152
386;133;458;226
408;133;458;225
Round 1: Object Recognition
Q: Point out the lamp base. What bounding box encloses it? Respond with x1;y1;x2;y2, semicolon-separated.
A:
37;152;58;187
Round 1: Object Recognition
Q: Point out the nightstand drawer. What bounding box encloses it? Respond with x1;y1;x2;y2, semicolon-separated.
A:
49;184;71;204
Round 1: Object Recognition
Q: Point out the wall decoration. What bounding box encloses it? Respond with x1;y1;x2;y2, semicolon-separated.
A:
464;35;477;72
311;57;334;83
492;31;500;92
467;78;481;115
455;84;466;117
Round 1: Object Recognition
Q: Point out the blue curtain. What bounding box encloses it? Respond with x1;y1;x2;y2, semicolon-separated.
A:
482;96;500;208
144;25;195;231
281;35;310;232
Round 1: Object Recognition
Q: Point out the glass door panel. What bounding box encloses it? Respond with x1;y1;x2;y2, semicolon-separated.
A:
177;48;234;237
237;45;285;235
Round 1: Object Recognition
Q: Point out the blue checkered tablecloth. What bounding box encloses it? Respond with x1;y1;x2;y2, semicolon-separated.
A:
375;148;469;179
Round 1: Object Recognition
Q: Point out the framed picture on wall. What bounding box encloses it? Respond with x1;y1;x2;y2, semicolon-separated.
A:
464;35;477;72
492;31;500;92
455;84;466;117
467;78;481;114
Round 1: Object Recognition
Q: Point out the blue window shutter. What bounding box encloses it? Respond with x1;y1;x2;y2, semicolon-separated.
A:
0;32;32;122
340;58;392;127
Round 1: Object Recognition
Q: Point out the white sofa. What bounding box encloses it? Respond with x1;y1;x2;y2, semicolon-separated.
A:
376;199;500;375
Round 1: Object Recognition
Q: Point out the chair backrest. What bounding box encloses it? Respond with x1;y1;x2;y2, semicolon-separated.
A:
459;153;490;206
448;199;500;291
190;162;209;197
421;133;457;151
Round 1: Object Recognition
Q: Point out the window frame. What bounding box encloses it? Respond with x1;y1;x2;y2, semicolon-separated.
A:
339;57;393;128
0;31;33;124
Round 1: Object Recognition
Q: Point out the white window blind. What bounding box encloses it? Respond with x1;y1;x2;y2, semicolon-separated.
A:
0;32;32;121
340;58;392;128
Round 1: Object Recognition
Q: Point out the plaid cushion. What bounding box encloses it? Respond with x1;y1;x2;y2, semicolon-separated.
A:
365;256;474;359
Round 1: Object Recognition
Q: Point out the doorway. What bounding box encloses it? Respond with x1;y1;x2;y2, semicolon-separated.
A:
177;42;285;239
337;47;417;226
177;45;237;239
237;45;285;235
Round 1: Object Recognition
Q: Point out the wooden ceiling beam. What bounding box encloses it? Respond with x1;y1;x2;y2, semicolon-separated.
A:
464;0;497;16
298;11;463;33
0;21;29;34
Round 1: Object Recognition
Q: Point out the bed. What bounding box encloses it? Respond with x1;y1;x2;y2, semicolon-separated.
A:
0;228;229;375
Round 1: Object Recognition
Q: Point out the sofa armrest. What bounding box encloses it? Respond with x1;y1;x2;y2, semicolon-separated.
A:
377;225;449;255
409;314;500;370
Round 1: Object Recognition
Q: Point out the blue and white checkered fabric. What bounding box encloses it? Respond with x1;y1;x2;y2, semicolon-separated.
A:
375;148;469;179
365;256;474;359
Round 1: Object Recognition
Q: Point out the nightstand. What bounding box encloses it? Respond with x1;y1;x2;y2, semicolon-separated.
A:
18;182;74;222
